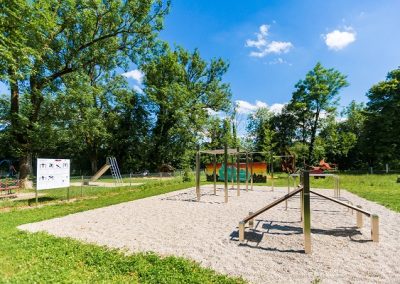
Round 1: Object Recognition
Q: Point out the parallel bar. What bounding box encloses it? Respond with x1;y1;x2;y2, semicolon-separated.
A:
310;190;371;217
242;187;303;223
303;171;312;254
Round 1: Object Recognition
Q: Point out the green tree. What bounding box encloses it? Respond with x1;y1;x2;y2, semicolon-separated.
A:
363;67;400;167
142;46;231;170
0;0;169;181
288;62;348;163
246;107;276;159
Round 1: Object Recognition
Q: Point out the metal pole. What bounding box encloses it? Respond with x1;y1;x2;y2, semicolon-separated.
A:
303;171;312;254
195;145;201;201
245;153;249;192
213;154;217;195
236;147;240;196
224;142;228;203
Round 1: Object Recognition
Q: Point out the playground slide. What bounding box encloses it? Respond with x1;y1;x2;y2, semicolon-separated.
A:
90;164;110;182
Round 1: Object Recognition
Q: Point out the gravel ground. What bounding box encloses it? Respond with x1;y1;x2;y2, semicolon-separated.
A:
19;185;400;283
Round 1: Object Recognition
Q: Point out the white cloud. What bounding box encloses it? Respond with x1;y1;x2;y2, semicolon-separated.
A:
133;85;143;94
268;57;292;66
122;69;144;83
269;103;285;114
246;24;293;58
324;29;356;50
236;100;267;114
235;100;285;115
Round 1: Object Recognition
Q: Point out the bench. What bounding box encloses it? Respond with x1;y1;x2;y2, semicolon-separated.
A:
0;179;20;197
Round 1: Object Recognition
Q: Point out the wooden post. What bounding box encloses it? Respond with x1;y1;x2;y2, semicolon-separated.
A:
239;221;245;242
249;212;254;228
245;153;249;192
250;156;254;190
236;147;240;196
271;157;274;191
356;205;363;228
224;142;228;203
195;145;201;201
213;154;217;195
285;175;290;210
303;171;312;254
371;214;379;242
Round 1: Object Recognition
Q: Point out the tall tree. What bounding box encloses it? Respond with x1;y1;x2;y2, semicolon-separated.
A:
0;0;169;182
363;67;400;167
142;46;231;170
246;107;276;158
288;62;348;163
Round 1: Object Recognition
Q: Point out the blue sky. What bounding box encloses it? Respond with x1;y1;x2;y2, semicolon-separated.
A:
1;0;399;117
156;0;400;115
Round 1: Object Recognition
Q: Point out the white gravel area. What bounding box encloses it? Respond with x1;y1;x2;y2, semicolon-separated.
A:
19;185;400;283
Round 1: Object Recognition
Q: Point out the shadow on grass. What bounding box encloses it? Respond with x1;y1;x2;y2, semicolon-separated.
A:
27;196;57;206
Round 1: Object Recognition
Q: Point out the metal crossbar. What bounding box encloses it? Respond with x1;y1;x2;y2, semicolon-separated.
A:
310;190;371;217
241;187;303;224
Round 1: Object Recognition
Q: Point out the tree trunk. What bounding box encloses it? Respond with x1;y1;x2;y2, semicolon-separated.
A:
89;153;98;174
19;153;33;188
308;110;320;164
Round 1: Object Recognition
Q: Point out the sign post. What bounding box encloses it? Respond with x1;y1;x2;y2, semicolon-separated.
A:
37;159;70;201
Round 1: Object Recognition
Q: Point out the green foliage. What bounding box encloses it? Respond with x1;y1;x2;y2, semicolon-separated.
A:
0;0;170;178
287;62;348;163
246;107;276;158
363;67;400;166
142;46;231;170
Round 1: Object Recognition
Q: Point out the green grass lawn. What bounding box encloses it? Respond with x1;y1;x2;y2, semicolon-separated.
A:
0;179;245;283
1;173;399;283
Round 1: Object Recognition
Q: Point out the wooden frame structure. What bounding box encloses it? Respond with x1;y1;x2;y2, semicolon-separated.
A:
238;171;379;254
196;146;257;203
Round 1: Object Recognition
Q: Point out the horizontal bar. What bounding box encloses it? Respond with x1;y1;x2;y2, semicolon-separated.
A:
310;190;371;217
290;173;338;177
242;187;303;223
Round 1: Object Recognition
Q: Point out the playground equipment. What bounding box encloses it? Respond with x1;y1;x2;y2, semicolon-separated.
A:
269;154;296;191
238;171;379;254
87;157;122;185
195;145;269;203
309;159;337;175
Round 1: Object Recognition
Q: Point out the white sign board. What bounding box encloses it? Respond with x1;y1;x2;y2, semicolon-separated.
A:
37;158;70;190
